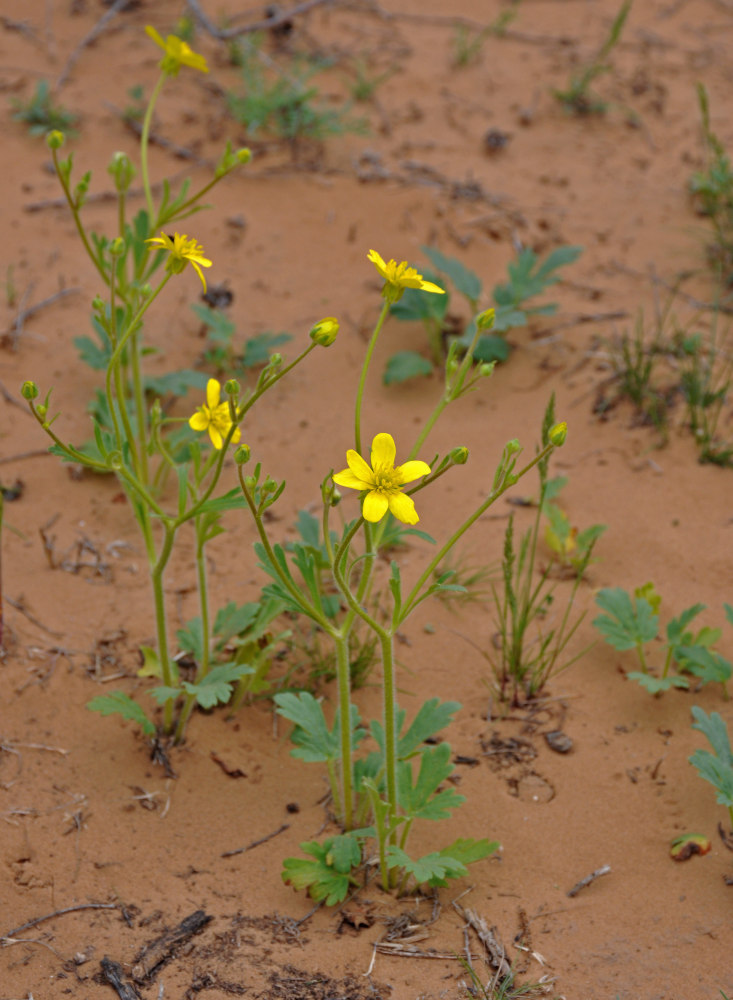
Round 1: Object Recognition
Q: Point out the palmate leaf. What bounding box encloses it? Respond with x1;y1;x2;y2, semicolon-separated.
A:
593;587;659;651
282;835;362;905
677;646;732;692
420;245;482;304
627;672;689;695
396;743;465;820
691;707;733;767
274;691;363;763
383;350;434;385
87;691;155;736
386;846;467;887
182;662;254;709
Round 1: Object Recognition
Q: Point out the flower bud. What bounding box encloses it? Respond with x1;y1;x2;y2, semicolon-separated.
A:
478;362;494;378
244;475;257;490
329;486;342;506
476;307;495;331
450;446;469;465
234;444;251;465
92;295;105;312
224;378;240;396
263;476;277;494
548;421;568;447
236;147;252;165
309;316;339;347
505;438;521;456
268;353;282;369
46;130;65;150
109;237;125;257
107;151;136;193
108;451;123;471
36;404;48;419
21;380;39;401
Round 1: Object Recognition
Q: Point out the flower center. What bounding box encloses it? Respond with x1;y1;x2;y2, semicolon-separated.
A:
372;467;400;493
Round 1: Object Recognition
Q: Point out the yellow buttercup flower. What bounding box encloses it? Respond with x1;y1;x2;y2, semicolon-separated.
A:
146;232;212;291
333;433;431;524
189;379;242;450
145;25;209;76
367;249;445;304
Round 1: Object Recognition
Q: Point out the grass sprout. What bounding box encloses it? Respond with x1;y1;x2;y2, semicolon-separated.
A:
11;79;78;136
554;0;632;114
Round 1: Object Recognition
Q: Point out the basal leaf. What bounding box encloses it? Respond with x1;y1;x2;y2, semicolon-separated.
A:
182;662;254;709
87;691;155;736
420;245;482;303
627;672;689;695
593;588;658;651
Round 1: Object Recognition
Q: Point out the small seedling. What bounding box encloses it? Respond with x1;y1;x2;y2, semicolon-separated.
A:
451;3;521;67
593;586;732;697
347;58;395;102
554;0;632;114
690;83;733;284
689;706;733;831
542;477;607;574
488;398;593;704
11;79;78;136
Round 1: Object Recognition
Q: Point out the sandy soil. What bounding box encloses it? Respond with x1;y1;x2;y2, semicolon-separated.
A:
1;1;732;998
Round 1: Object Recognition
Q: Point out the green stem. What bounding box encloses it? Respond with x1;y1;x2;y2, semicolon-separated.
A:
399;444;553;624
380;631;399;842
129;330;150;486
150;521;177;734
335;635;354;829
140;72;167;224
355;300;390;454
195;520;211;679
51;149;108;288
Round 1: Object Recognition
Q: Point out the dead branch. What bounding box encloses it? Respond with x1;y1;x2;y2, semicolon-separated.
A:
101;956;142;1000
57;0;130;90
186;0;337;40
0;287;80;350
131;909;212;981
1;902;118;944
567;864;611;897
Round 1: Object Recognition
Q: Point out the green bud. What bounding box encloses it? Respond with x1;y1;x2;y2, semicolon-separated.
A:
108;451;123;471
46;130;65;150
548;421;568;447
506;438;521;455
21;380;39;401
92;295;105;312
150;398;162;424
329;487;342;507
446;359;459;376
36;404;47;419
109;237;125;257
476;307;496;331
234;444;251;465
268;353;282;368
263;476;277;494
236;147;252;165
478;362;494;378
309;316;339;347
107;151;136;193
140;283;152;298
224;378;240;396
450;446;469;465
244;475;257;490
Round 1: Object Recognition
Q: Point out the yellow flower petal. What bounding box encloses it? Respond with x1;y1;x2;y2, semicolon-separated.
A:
388;492;419;524
145;25;166;49
189;411;209;431
371;432;396;469
333;468;370;490
366;248;388;279
395;460;431;484
206;379;220;410
363;490;390;522
208;425;223;450
418;279;445;295
345;449;375;484
231;426;242;444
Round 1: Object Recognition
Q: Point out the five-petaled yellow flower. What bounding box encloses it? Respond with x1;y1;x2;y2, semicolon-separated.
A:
189;379;242;450
146;232;212;291
145;25;209;76
367;249;445;304
333;433;431;524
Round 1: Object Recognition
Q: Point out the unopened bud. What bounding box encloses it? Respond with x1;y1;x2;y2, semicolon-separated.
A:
36;404;48;419
329;486;342;506
478;362;494;378
21;380;39;401
268;353;282;368
92;295;105;311
224;378;240;396
108;451;123;471
263;476;277;494
46;130;65;150
110;237;125;257
476;307;495;331
107;151;136;192
505;438;521;456
234;444;251;465
244;475;257;490
548;421;567;447
450;446;469;465
236;147;252;165
309;316;339;347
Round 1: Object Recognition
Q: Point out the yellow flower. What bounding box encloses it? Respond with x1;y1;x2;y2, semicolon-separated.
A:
189;379;242;450
333;433;431;524
145;25;209;76
146;232;212;291
367;249;445;304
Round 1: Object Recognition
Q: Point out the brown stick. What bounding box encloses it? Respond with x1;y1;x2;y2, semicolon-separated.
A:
2;902;118;943
131;909;212;981
101;956;142;1000
567;864;611;897
186;0;336;39
0;287;80;349
221;821;289;856
56;0;130;90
